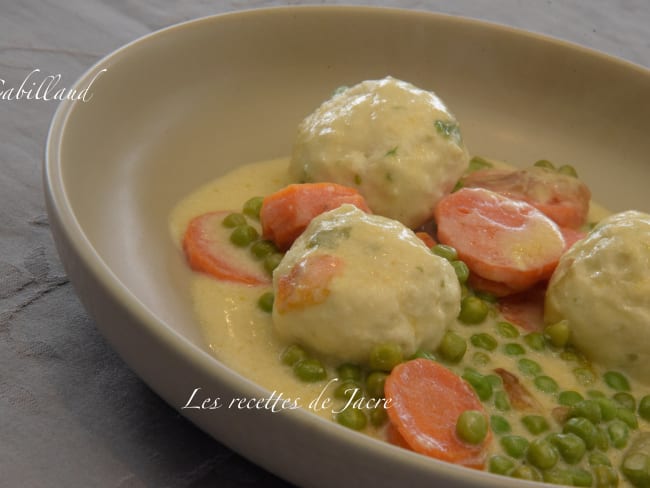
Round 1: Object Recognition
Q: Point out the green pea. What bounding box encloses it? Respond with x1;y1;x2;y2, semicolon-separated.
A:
470;333;497;351
588;451;612;466
280;344;307;366
471;351;490;367
491;415;511;435
410;349;436;361
486;374;502;389
334;380;362;401
561;350;580;362
549;432;586;464
568;467;593;487
496;321;519;338
622;452;650;487
595;426;610;451
230;225;259;247
456;410;488;445
437;331;467;363
608;419;630;449
534;375;559;394
616;407;639;429
587;390;606;399
543;469;574;485
596;397;618;421
242;196;264;219
365;371;388;398
462;370;493;401
432;244;457;261
451;260;470;284
368;343;403;372
222;212;247;228
570;399;603;424
336;407;367;430
458;296;488;324
501;435;529;459
474;290;497;304
573;367;596;386
517;358;542;376
534;159;556;170
250;239;278;259
544;319;570;347
559;390;584;407
293;358;327;382
494;391;511;411
523;332;546;351
468;156;493;172
593;465;619;487
614;392;636;411
563;417;598;449
522;415;550;435
257;291;274;313
510;465;541;481
527;438;559;469
604;371;631;392
558;164;578;178
336;363;362;381
263;252;284;274
369;406;388;427
638;395;650;421
504;343;525;356
488;455;514;475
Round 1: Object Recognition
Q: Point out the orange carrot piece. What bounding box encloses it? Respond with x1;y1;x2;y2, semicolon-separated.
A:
461;167;591;229
275;254;343;313
497;284;547;332
415;231;437;248
560;226;587;251
260;183;370;251
183;211;270;286
434;187;566;293
385;359;491;469
494;368;542;412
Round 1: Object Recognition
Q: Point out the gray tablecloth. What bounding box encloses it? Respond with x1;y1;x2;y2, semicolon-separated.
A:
1;1;648;486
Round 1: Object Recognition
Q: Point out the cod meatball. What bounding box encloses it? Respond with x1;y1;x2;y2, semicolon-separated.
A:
272;204;461;364
289;77;469;229
545;210;650;383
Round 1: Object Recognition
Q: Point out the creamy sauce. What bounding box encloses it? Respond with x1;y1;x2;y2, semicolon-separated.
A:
171;157;645;484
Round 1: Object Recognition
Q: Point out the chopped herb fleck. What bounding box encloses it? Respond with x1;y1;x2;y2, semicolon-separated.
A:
385;146;398;157
434;119;462;144
354;174;362;185
332;85;348;97
307;226;351;249
468;156;493;172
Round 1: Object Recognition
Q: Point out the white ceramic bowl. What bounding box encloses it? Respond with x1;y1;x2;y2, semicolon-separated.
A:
45;6;650;487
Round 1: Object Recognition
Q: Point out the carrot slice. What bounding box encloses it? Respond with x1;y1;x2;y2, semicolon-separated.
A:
415;231;437;248
275;254;343;313
497;283;547;332
260;183;370;251
461;167;591;229
385;359;491;469
434;187;566;293
183;211;270;285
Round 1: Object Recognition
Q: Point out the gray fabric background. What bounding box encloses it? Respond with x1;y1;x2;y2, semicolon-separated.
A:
1;1;648;486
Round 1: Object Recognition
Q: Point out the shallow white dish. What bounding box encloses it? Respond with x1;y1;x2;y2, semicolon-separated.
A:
45;6;650;487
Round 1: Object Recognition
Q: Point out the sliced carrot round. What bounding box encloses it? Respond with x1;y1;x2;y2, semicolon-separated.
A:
461;167;591;229
385;359;491;469
434;187;566;293
260;183;370;251
183;211;270;285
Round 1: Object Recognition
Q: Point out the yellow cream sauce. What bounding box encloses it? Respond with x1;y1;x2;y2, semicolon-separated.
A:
170;157;646;485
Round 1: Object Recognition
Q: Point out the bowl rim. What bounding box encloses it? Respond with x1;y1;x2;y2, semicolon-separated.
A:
43;5;650;487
